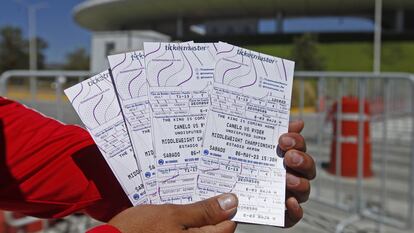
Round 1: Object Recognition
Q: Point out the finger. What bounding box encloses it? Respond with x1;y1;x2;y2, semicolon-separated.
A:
189;220;237;233
279;133;306;152
175;193;238;228
284;197;303;228
288;120;304;133
286;173;310;203
284;150;316;180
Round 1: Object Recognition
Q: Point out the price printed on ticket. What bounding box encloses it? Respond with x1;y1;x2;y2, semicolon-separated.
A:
196;44;294;226
66;41;295;227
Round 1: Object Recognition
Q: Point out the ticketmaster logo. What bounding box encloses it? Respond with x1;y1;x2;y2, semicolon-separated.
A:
236;49;275;64
165;44;208;51
87;72;110;86
131;53;145;61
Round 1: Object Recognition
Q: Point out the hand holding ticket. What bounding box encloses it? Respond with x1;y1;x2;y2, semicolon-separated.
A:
66;41;297;227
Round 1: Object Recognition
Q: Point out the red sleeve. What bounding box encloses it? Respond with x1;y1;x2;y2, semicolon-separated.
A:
87;225;122;233
0;97;131;221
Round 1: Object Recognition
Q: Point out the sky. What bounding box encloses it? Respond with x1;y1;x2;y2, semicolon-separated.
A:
0;0;374;65
0;0;89;64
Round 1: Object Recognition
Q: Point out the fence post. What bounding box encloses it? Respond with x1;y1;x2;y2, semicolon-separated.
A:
377;79;389;231
0;74;5;96
0;72;9;96
409;76;414;229
56;75;66;121
357;78;366;213
315;77;325;200
299;79;305;119
29;72;38;106
334;79;344;207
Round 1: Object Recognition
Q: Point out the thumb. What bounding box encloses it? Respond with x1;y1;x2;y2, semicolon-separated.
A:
175;193;238;228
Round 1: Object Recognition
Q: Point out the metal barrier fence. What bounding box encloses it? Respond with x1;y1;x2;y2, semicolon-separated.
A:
1;70;414;232
0;70;90;123
293;72;414;232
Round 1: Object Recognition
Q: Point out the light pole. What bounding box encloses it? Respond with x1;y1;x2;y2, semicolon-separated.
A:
373;0;382;74
14;0;47;103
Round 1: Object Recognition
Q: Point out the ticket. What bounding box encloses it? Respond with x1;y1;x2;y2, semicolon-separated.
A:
144;42;216;203
197;45;294;226
108;51;158;204
65;70;148;206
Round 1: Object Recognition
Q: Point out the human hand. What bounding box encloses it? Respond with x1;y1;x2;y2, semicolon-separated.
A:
279;120;316;227
108;193;238;233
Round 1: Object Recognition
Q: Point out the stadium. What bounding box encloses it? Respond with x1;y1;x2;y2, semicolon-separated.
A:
73;0;414;35
72;0;414;73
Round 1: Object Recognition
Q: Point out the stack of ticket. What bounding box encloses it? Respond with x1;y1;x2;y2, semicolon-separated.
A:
65;42;294;226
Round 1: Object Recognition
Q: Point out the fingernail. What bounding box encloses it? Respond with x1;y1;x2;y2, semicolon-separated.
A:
218;193;238;210
287;174;300;186
288;151;303;166
281;136;295;148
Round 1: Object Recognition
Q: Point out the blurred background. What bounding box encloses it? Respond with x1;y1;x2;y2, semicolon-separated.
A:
1;0;414;232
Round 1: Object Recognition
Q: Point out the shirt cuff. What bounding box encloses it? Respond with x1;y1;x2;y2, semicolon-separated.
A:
87;224;122;233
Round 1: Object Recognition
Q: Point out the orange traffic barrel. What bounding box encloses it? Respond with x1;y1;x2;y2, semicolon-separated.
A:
327;96;373;177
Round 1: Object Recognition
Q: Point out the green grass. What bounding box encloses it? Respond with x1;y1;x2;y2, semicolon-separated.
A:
246;41;414;73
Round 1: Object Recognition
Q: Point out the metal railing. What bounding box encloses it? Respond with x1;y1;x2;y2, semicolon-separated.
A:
0;70;90;122
292;72;414;232
1;70;414;232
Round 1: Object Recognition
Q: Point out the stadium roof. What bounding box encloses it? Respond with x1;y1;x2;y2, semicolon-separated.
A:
74;0;414;31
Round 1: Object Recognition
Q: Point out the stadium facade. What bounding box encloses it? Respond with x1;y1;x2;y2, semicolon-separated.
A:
73;0;414;72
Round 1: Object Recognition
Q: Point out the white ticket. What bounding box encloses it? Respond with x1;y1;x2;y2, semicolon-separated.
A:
197;45;294;226
108;51;158;204
144;42;216;203
65;70;148;206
